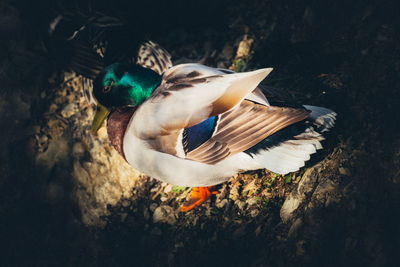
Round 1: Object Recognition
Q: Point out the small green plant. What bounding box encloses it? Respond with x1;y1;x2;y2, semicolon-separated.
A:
264;173;279;187
233;59;245;72
172;186;186;194
284;175;292;184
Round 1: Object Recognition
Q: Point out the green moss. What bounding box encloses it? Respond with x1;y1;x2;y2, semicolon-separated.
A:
233;59;245;72
264;173;279;187
172;186;187;194
284;175;292;184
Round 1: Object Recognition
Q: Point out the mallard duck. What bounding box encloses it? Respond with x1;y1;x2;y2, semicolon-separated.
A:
89;45;336;212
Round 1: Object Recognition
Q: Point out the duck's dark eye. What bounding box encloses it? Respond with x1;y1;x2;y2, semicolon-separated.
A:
102;80;114;93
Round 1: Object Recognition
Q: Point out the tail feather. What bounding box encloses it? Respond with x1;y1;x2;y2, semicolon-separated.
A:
303;105;337;132
251;105;336;174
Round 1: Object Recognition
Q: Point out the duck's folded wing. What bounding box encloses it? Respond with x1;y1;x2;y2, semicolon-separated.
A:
185;100;310;164
137;41;173;75
133;66;273;139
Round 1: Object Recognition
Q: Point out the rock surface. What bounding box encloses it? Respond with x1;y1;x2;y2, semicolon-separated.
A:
153;206;177;225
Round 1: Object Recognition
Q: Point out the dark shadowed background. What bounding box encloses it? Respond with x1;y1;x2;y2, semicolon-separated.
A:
1;0;399;266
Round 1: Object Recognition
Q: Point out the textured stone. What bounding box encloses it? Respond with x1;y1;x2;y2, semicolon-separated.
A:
313;179;337;197
216;199;228;208
72;142;85;158
288;218;303;237
280;165;320;222
250;209;259;217
339;167;351;176
149;203;158;212
164;184;173;193
235;200;246;211
153;205;177;225
235;35;254;59
246;197;259;206
280;195;302;222
36;135;69;174
34;74;144;227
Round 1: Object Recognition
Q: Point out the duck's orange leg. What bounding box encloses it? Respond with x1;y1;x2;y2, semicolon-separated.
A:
181;186;219;212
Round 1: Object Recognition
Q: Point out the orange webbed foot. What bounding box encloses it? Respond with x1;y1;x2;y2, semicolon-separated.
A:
180;186;218;212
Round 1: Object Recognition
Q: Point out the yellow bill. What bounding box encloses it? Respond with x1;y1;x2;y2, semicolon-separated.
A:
91;103;110;134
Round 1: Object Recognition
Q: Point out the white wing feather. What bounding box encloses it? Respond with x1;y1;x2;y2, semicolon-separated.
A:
131;64;273;139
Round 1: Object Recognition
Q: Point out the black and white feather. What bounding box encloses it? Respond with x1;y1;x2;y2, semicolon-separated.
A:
250;105;337;174
137;41;173;75
76;40;172;106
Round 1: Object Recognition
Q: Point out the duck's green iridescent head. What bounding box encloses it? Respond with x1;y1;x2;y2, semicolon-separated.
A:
93;63;161;108
91;63;161;133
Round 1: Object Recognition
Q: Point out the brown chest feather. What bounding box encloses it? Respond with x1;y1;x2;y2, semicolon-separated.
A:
107;107;137;159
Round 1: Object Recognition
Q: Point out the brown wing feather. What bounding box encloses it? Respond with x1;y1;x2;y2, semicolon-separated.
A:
186;100;310;164
143;67;273;137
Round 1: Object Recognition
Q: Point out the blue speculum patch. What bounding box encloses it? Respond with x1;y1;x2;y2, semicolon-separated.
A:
183;116;218;153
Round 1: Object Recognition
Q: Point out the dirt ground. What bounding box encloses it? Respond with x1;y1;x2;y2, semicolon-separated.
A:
1;0;399;266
